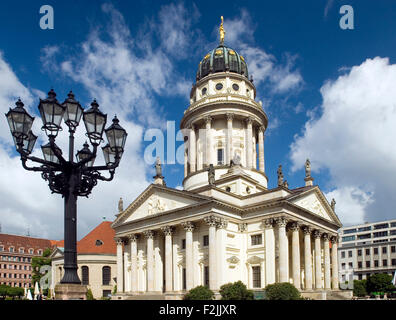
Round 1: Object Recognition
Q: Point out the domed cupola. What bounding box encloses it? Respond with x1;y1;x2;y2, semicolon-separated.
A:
181;16;268;193
196;44;249;82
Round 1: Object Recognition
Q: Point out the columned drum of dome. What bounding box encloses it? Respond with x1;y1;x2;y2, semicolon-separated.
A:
182;20;268;192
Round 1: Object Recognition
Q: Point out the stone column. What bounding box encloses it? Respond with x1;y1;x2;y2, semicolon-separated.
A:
313;230;323;289
172;232;180;292
204;216;217;290
161;226;174;293
144;230;154;292
264;218;275;285
331;236;339;290
216;217;228;288
116;238;124;293
245;117;253;169
323;233;331;289
302;226;313;290
275;217;288;283
252;133;257;169
226;113;234;164
258;126;265;173
129;234;138;293
184;137;188;177
290;222;301;289
182;221;195;291
189;124;196;173
204;116;212;167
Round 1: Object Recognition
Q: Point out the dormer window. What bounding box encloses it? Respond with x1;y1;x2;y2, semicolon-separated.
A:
95;240;103;246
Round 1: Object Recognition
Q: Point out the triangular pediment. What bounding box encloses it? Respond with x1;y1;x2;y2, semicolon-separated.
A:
113;184;210;226
288;187;342;226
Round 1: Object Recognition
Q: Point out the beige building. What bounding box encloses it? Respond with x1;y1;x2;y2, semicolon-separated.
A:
51;221;117;299
338;219;396;283
111;23;348;300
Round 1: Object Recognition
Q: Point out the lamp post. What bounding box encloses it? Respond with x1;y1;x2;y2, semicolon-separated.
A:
5;89;127;288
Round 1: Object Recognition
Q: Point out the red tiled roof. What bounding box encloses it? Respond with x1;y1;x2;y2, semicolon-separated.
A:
50;240;64;247
0;233;54;254
76;221;116;255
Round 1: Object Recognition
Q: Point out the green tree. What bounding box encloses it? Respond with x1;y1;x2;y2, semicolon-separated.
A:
353;280;367;297
366;274;395;295
219;281;254;300
6;286;24;299
31;247;52;287
264;282;302;300
86;288;95;300
183;285;215;300
0;285;8;299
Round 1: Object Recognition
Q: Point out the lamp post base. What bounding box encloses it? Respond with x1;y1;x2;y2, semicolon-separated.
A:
54;284;87;300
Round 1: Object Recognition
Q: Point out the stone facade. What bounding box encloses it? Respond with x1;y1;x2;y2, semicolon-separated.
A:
111;35;343;299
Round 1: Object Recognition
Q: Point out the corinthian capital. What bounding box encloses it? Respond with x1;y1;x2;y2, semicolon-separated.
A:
275;217;288;228
289;221;300;232
226;113;234;121
302;226;312;235
204;115;212;125
143;230;154;239
182;221;195;232
204;215;217;227
161;226;174;236
312;229;322;239
263;218;273;229
216;217;228;229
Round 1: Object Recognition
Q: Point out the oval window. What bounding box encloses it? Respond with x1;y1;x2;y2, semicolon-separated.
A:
202;87;207;95
232;83;239;91
215;83;223;90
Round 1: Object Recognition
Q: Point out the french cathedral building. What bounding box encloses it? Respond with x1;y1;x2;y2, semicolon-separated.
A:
111;19;345;299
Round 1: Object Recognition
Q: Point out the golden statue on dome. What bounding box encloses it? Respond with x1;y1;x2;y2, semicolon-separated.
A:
219;16;225;44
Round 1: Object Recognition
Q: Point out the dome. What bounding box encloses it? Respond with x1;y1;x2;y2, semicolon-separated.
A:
196;44;249;82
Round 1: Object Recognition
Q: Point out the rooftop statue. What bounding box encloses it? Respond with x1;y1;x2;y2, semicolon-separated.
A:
277;164;284;186
219;16;225;44
118;197;123;213
208;164;215;185
305;158;311;178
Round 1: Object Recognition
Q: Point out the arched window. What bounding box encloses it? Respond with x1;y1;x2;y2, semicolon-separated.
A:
81;266;89;285
102;266;111;285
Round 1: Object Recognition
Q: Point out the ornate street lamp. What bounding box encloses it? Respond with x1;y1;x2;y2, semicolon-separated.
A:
4;89;127;289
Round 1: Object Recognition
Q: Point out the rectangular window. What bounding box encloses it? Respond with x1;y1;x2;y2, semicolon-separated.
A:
358;262;362;269
374;248;379;255
203;235;209;247
358;274;363;280
366;261;371;268
382;247;387;254
348;251;353;258
252;266;261;288
358;249;362;256
374;223;389;230
217;148;224;165
251;234;262;246
390;230;396;235
391;246;396;253
366;249;370;256
374;260;379;267
341;251;346;259
348;262;353;269
383;259;388;267
358;233;371;240
204;266;209;287
358;226;371;232
343;228;357;234
390;222;396;227
342;263;346;270
342;236;355;242
374;231;388;238
392;259;396;266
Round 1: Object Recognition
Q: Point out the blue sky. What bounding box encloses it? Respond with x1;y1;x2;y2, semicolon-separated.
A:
1;0;396;239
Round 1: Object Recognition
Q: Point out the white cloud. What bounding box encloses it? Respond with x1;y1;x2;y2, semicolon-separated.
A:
290;57;396;225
